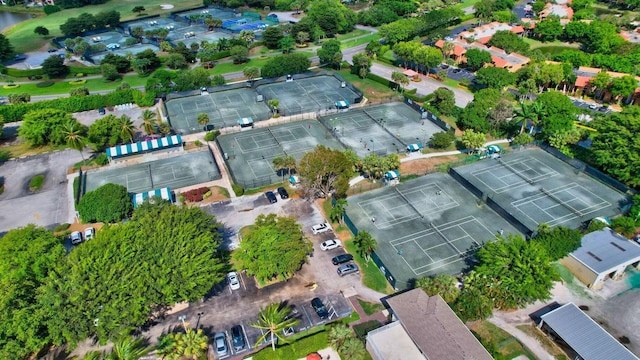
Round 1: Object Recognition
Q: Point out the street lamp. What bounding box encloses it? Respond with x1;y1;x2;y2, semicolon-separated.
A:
370;139;375;153
178;315;188;331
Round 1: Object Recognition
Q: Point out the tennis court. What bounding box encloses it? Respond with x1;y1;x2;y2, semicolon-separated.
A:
451;148;628;234
91;43;159;64
80;31;126;47
256;75;360;115
345;174;520;289
319;103;443;157
125;17;183;33
166;88;271;134
217;120;344;188
83;151;220;194
179;31;229;47
177;8;237;21
166;24;209;42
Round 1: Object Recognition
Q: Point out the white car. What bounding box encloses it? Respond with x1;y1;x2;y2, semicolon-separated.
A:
228;272;240;290
311;222;331;235
70;231;82;245
84;227;95;241
320;239;342;251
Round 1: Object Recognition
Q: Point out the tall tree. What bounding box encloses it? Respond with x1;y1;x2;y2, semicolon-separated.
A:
531;226;583;261
34;26;50;37
471;234;558;310
329;198;348;224
415;273;460;303
279;36;295;54
61;119;87;161
0;34;14;62
243;66;260;82
0;225;66;359
156;329;208;360
464;48;492;70
328;324;353;350
117;115;135;143
354;231;377;261
475;67;516;89
298;145;352;198
42;55;69;78
139;110;157;135
250;303;299;351
317;39;342;69
234;214;312;282
107;337;151;360
460;129;486;152
197;113;210;127
391;71;409;92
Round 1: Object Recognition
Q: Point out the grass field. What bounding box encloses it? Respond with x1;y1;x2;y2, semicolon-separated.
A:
4;0;202;53
336;29;371;41
470;321;536;360
340;33;381;50
0;75;147;96
337;69;397;102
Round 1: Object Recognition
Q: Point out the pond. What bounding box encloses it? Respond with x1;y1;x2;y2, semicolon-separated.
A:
535;45;573;57
0;10;34;32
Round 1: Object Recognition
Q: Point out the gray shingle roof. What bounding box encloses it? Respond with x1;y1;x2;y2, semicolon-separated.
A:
571;228;640;274
540;303;638;360
387;289;493;360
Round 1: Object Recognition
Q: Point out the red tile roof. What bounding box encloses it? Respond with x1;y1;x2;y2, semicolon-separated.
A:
478;36;492;44
511;26;525;33
435;39;445;48
453;45;466;56
492;56;508;68
575;76;591;87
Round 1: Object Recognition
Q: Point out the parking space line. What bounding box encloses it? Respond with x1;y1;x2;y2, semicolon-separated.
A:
240;272;247;291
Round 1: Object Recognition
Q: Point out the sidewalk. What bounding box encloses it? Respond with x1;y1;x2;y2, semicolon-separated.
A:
347;296;389;327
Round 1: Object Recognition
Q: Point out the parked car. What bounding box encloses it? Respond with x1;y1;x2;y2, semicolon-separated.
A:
311;297;329;320
321;239;342;251
84;227;95;241
589;103;598;110
47;48;58;53
265;191;277;203
231;325;246;351
70;231;82;245
277;186;289;199
214;332;228;356
311;222;331;235
228;272;240;290
332;254;354;265
337;263;359;277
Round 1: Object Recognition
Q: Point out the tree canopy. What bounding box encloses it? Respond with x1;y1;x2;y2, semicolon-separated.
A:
42;55;70;78
46;202;226;344
307;0;357;36
235;214;311;283
487;30;529;54
317;39;343;69
298;145;352;198
0;34;14;62
19;109;85;146
261;53;311;78
0;225;66;359
77;183;133;223
464;48;492;70
475;67;516;89
532;226;583;261
416;273;460;303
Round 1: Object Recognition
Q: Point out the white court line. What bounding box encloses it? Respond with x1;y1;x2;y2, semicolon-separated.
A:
246;158;276;179
472;158;559;193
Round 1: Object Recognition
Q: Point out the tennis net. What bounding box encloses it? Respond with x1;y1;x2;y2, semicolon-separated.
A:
362;108;408;146
430;222;463;255
499;159;534;184
395;187;423;219
540;187;582;216
267;128;287;156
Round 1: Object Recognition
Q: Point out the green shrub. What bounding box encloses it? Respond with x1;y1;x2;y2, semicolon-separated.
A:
54;223;71;232
194;140;203;147
5;68;44;77
203;190;212;199
77;183;133;223
133;90;156;107
94;153;109;166
29;175;45;191
366;72;392;87
0;149;11;162
44;5;61;14
204;130;221;141
404;92;430;103
73;177;80;204
75;73;84;77
69;79;87;85
2;84;19;89
212;50;231;60
69;66;101;75
232;184;244;196
35;81;55;88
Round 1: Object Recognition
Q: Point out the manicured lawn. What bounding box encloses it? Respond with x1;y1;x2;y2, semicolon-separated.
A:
5;0;203;53
336;29;371;41
340;33;381;49
0;142;67;158
470;321;536;360
357;299;385;315
337;69;396;102
0;75;146;96
210;58;270;76
29;174;45;191
343;238;393;294
251;330;328;360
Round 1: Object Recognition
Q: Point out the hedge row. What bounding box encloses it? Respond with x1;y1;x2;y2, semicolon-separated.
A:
366;72;392;87
5;68;44;77
404;91;430;103
0;89;143;123
182;187;210;202
69;66;102;75
211;50;231;61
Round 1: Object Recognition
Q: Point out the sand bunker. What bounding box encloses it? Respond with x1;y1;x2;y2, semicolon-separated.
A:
160;4;174;9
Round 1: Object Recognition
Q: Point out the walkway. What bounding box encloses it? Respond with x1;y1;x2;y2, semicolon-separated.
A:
347;296;389;327
488;316;555;360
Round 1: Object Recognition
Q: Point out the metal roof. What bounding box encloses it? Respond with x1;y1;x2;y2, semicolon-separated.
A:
541;303;638;360
570;228;640;274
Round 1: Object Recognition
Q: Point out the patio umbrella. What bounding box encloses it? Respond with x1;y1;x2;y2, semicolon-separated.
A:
306;353;322;360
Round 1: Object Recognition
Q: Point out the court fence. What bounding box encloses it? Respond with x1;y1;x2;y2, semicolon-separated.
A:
342;206;398;289
537;142;635;196
213;138;284;189
403;97;452;132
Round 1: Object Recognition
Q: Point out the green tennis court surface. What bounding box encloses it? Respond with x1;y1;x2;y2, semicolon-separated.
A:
166;88;271;135
319;103;444;157
451;148;628;235
83;150;220;194
217;120;345;189
256;75;360;115
345;174;520;290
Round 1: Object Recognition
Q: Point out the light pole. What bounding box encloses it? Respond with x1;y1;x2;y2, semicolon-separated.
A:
178;315;188;331
196;312;204;329
370;139;375;153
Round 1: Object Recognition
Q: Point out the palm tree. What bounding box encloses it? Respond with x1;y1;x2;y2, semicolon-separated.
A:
512;101;534;134
442;41;454;60
279;36;295;54
329;198;348;224
354;231;377;261
82;351;104;360
118;115;135;143
61;120;87;161
339;337;367;359
197;113;210;127
328;324;353;350
157;329;208;360
140;109;157;135
250;303;299;351
107;336;150;360
281;155;296;175
158;122;172;136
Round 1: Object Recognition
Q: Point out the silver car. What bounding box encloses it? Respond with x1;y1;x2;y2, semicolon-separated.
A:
337;263;359;277
214;332;228;356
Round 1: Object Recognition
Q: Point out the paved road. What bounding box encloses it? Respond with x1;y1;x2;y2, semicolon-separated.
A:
370;62;474;107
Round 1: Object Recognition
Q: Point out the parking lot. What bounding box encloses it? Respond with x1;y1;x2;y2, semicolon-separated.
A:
133;197;364;359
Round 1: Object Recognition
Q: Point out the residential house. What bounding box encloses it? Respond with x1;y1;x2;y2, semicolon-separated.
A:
435;38;530;72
